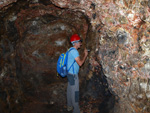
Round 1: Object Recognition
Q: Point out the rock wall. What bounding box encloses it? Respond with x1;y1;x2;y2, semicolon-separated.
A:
47;0;150;112
0;0;150;113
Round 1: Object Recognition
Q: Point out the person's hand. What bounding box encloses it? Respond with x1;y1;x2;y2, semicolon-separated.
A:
84;48;88;57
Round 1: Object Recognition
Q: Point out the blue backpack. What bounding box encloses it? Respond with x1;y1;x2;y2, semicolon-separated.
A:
57;48;75;77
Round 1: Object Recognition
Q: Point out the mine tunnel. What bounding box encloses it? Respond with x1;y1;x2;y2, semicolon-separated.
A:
1;0;150;113
0;0;115;113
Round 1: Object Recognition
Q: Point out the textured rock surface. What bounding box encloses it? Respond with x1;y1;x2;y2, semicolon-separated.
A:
0;0;150;113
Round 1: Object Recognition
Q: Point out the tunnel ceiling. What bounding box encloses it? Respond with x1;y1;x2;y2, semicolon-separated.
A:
0;0;150;113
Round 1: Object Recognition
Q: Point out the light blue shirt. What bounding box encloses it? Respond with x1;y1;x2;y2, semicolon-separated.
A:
67;47;79;74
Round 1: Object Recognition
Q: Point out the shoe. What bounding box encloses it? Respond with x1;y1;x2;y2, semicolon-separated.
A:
67;106;73;111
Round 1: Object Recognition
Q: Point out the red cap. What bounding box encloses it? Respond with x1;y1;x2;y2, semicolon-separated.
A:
70;34;81;43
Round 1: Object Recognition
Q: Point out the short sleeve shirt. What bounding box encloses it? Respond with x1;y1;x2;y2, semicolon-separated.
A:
67;47;79;74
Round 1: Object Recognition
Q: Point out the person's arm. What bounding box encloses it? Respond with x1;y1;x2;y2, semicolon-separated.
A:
75;48;88;66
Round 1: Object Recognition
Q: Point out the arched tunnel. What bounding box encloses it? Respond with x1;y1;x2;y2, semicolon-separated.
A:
0;0;150;113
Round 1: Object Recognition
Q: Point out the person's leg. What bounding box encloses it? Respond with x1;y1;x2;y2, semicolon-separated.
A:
72;75;80;113
67;74;75;111
67;82;72;107
72;91;80;113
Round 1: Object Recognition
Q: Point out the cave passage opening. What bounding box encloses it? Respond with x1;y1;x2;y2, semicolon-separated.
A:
0;0;116;113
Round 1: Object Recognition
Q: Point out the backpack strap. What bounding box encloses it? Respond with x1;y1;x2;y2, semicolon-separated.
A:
68;60;75;72
67;47;76;74
68;47;75;52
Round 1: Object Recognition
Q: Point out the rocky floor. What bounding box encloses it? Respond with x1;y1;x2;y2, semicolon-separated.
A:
20;81;109;113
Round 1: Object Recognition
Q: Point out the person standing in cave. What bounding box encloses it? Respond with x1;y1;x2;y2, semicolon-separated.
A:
67;34;88;113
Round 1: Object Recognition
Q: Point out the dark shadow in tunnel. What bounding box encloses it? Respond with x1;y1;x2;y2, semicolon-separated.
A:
80;43;116;113
80;63;116;113
97;63;116;113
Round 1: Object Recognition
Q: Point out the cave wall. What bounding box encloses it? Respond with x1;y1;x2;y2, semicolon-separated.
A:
0;0;150;113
